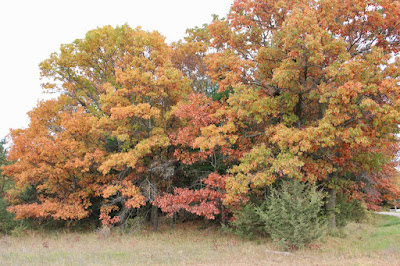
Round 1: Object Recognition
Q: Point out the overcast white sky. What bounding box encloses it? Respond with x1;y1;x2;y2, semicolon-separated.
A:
0;0;233;139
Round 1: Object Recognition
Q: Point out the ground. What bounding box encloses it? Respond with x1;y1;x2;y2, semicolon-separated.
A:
0;214;399;265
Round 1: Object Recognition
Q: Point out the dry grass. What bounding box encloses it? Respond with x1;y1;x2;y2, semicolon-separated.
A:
0;215;399;265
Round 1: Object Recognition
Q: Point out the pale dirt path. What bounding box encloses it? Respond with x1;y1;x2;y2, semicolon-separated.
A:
377;212;400;218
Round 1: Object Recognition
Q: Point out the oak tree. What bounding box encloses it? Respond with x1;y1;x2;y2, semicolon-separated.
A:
5;25;190;228
202;0;400;227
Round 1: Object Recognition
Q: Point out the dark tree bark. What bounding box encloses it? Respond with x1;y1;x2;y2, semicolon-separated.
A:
326;187;337;228
151;204;159;231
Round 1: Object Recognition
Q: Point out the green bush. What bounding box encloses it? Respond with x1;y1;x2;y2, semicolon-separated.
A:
257;180;327;250
335;194;368;228
228;202;267;239
120;215;146;234
229;180;327;250
0;198;17;234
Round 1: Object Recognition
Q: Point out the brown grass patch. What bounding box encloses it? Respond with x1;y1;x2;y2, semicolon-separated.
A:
0;216;399;265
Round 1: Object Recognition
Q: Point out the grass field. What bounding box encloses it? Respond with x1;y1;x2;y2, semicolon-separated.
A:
0;214;399;265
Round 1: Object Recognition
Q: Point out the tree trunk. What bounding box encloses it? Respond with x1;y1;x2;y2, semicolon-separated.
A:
170;212;176;229
151;204;158;231
118;205;132;226
220;203;226;234
327;187;337;228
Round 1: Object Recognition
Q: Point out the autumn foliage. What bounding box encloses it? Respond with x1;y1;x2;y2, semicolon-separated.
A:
2;0;400;228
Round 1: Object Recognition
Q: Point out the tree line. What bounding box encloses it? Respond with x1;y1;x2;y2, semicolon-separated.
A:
2;0;400;241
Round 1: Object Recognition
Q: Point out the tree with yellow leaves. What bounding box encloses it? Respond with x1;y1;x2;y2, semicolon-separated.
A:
5;25;190;229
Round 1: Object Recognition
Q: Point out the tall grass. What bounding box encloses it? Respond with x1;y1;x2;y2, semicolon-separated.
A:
0;215;399;265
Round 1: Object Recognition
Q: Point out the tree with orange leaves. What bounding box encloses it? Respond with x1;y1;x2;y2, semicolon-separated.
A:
4;25;190;229
200;0;400;227
154;93;235;223
5;97;108;221
95;30;191;229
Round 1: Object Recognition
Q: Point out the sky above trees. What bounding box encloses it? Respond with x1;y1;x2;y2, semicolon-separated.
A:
0;0;232;139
